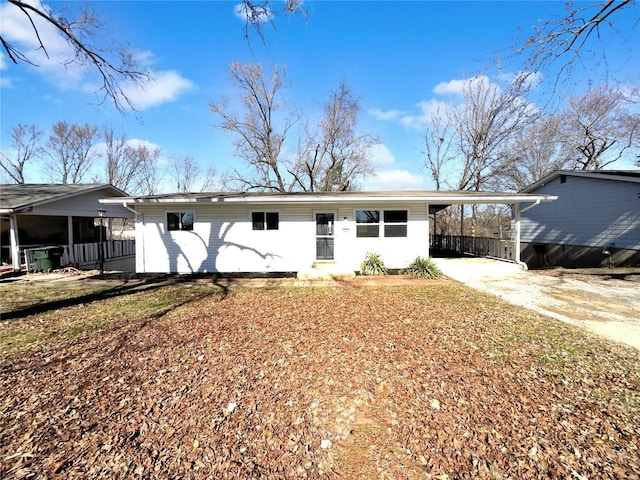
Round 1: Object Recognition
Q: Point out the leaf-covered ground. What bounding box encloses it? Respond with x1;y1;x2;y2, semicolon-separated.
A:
1;282;639;479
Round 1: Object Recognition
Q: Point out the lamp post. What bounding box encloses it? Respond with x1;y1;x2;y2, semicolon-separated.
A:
98;209;106;275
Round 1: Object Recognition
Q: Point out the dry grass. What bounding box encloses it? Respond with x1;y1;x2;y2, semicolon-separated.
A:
1;281;638;478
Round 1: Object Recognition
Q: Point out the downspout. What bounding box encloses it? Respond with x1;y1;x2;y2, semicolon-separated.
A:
513;199;541;270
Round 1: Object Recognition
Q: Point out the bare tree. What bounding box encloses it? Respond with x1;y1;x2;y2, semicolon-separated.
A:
125;145;163;195
237;0;305;41
423;74;539;234
44;121;100;184
1;1;149;112
493;115;572;191
170;156;218;192
1;1;305;112
210;62;298;192
454;74;539;194
0;124;43;183
508;0;637;88
423;107;460;191
291;83;376;191
558;85;640;170
103;127;135;192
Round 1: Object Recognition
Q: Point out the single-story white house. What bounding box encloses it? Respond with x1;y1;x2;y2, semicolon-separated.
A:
0;184;135;272
101;190;556;275
519;170;640;268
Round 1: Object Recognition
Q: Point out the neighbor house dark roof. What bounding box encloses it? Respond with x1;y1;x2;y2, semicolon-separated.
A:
521;170;640;193
0;184;127;213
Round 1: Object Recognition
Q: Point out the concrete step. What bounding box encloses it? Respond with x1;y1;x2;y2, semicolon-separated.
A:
297;263;356;281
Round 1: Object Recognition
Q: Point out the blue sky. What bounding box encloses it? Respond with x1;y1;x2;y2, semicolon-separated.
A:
1;0;638;191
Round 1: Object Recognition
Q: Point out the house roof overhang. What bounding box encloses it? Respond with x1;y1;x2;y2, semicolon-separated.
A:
0;183;128;214
99;190;557;209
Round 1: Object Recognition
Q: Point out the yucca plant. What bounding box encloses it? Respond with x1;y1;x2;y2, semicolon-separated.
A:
360;252;388;276
406;256;441;279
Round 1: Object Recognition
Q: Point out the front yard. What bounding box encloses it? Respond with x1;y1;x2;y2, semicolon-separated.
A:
1;279;638;478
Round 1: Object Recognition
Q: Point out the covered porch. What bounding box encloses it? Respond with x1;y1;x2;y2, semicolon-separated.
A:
0;184;135;273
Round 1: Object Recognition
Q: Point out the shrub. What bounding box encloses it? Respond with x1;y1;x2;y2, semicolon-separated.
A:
406;256;441;279
360;252;388;276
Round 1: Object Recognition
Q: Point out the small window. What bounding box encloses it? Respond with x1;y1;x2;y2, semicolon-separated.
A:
252;212;279;230
356;210;380;237
384;210;408;237
167;212;194;231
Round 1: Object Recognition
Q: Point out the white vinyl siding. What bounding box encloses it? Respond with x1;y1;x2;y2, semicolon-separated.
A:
337;203;428;272
520;176;640;250
135;201;430;273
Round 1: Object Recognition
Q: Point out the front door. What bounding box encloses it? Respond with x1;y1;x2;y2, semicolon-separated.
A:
315;212;335;260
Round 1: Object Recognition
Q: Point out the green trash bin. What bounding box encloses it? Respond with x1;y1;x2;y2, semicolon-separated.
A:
32;247;63;272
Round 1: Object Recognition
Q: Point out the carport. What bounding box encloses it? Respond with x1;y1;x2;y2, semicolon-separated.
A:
425;191;557;267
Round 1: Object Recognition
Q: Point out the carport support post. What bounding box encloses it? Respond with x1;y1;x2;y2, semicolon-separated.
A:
513;203;522;265
67;216;75;265
9;214;21;272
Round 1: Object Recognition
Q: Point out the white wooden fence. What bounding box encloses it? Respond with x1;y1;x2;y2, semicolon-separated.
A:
24;240;135;270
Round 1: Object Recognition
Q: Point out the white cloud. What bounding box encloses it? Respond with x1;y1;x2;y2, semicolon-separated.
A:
398;99;449;131
433;75;490;96
234;2;272;22
116;70;194;111
0;51;10;87
0;1;193;109
0;0;88;86
367;143;395;167
365;143;426;191
368;107;405;121
497;71;543;89
367;169;426;191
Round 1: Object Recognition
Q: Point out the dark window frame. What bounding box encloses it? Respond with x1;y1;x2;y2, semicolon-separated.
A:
383;210;408;237
252;211;280;231
167;211;195;232
355;209;408;238
356;209;380;238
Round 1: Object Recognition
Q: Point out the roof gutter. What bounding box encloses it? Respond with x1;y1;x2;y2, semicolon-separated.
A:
100;193;557;206
121;202;139;216
519;198;541;214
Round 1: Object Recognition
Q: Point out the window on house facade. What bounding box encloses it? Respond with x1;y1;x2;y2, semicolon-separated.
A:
356;210;380;237
252;212;279;230
356;209;408;238
167;212;194;231
384;210;408;237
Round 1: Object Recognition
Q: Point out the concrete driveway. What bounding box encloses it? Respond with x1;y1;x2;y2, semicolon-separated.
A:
433;257;640;351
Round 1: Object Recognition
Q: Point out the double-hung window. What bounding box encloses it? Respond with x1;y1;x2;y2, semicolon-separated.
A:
167;211;194;231
383;210;408;237
355;209;407;238
252;212;279;230
356;210;380;237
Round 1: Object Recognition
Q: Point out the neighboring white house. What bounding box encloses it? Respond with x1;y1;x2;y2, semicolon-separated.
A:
101;190;555;275
0;184;135;272
519;170;640;268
